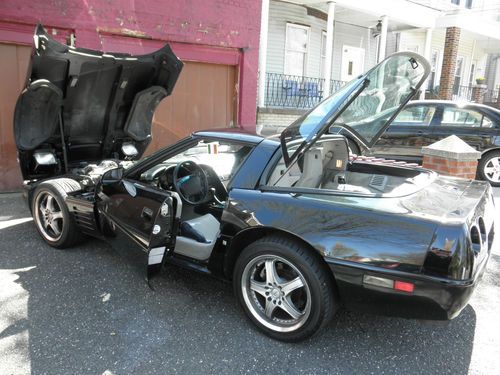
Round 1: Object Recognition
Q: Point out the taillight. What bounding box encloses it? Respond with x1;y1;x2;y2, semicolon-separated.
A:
394;280;414;293
363;275;414;293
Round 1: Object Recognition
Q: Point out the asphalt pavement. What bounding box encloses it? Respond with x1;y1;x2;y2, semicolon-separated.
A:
0;189;499;375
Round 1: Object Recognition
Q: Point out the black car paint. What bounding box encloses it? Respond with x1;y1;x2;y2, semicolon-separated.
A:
17;33;492;325
370;101;500;162
54;131;493;322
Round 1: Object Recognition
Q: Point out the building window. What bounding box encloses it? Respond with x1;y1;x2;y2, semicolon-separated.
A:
451;0;473;8
320;31;327;78
468;61;476;86
428;50;440;91
284;23;309;76
453;56;465;94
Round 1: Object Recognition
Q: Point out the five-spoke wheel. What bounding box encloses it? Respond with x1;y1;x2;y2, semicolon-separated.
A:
479;151;500;187
241;255;311;332
234;235;336;342
31;178;84;248
34;191;64;242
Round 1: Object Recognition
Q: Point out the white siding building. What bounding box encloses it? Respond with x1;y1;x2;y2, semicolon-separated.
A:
257;0;500;129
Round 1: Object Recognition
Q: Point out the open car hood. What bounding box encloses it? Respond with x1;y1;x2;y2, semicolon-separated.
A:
14;24;183;181
280;52;430;166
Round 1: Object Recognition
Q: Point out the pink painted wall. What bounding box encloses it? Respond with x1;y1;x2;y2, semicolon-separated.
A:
0;0;261;129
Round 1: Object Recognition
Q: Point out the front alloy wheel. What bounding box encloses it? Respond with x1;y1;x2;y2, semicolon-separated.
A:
31;179;84;248
234;235;336;342
34;191;64;242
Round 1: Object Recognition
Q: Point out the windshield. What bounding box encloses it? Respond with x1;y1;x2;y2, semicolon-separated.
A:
280;52;429;164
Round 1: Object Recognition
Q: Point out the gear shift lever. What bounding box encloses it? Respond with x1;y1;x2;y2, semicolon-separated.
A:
209;187;224;206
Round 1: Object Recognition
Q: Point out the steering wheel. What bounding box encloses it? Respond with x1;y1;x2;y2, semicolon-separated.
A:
173;160;209;205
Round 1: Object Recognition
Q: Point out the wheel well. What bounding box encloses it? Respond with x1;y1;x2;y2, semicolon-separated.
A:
224;227;339;297
481;148;500;158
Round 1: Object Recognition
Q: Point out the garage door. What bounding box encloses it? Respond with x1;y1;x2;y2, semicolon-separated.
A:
0;45;237;190
147;61;237;153
0;43;31;191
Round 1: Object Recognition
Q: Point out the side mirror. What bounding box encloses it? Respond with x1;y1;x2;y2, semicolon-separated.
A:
101;167;124;184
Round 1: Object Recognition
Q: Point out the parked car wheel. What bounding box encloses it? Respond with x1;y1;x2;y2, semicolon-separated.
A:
233;235;336;342
478;151;500;187
31;178;85;248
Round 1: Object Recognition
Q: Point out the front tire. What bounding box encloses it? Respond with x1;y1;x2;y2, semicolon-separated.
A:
31;178;84;248
478;151;500;187
233;235;336;342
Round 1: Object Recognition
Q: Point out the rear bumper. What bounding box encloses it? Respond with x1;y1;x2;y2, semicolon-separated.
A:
327;248;491;320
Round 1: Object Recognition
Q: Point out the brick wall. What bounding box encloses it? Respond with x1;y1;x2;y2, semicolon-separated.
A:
422;156;478;179
438;27;461;100
256;108;304;135
421;135;480;180
0;0;262;129
472;84;486;104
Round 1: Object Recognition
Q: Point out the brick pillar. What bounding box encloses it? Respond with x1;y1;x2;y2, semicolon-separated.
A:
472;84;487;103
438;27;461;100
422;135;480;180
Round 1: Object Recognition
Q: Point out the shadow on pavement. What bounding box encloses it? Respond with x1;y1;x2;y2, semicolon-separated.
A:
0;194;476;374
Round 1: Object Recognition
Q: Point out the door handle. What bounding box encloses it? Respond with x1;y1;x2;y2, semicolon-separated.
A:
141;207;154;221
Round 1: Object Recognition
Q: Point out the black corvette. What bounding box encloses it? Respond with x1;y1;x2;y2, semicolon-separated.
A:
14;26;495;342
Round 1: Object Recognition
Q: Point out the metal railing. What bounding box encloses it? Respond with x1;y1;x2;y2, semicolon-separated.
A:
484;89;499;103
452;84;474;101
264;72;346;109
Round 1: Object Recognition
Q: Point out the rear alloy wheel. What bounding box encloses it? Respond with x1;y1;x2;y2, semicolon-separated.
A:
31;179;84;248
479;151;500;187
234;235;336;342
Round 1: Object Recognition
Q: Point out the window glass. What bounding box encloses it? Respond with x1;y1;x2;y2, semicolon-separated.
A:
285;24;309;76
394;105;435;126
441;108;483;127
140;140;253;184
428;50;440;91
453;56;465;95
320;31;327;78
482;116;493;128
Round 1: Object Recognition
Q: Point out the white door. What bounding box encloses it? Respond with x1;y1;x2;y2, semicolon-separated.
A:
341;45;365;82
284;24;309;76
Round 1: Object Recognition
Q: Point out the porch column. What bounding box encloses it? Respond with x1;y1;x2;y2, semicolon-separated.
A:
257;0;270;108
420;28;433;100
438;27;461;100
377;15;389;63
323;1;335;97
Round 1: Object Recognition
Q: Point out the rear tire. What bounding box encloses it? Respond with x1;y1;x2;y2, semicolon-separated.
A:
478;151;500;187
31;178;85;248
233;235;336;342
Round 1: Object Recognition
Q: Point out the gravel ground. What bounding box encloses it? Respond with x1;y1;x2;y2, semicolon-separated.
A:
0;189;499;375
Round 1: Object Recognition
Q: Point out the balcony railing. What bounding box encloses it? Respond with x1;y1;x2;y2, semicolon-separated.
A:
452;84;474;101
264;72;346;109
484;89;499;103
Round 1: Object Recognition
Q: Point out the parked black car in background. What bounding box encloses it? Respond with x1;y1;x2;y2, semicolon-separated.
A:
347;100;500;186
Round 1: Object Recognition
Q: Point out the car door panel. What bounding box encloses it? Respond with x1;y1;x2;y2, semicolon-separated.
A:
432;107;498;152
97;176;178;280
369;104;438;163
